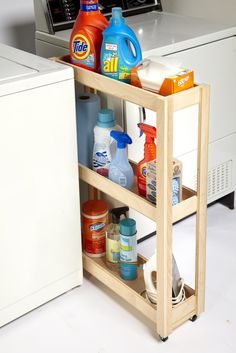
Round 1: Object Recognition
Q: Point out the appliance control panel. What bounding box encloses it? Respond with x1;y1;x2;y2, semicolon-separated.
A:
46;0;162;31
48;0;79;25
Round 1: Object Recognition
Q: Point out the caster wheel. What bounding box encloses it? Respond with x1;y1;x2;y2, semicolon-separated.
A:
160;336;168;342
190;315;198;322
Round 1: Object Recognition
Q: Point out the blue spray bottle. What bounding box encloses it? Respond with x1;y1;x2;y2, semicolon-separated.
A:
101;7;142;83
108;131;134;190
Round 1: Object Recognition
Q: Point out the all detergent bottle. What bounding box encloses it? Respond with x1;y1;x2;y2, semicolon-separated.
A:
101;7;142;83
108;131;134;190
70;0;109;72
92;109;122;177
137;123;157;197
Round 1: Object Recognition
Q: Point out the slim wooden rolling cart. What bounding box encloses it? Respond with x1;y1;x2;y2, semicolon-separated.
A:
55;56;210;341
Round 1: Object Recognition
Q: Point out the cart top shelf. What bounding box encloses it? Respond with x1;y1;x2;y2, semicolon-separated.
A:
54;56;203;112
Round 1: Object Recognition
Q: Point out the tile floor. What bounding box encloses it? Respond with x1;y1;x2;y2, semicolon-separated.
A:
0;203;235;353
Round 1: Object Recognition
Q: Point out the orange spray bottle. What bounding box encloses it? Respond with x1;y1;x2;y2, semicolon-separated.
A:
137;123;157;197
70;0;109;72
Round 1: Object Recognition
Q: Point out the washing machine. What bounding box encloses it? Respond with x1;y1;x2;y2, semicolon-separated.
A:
34;0;236;238
0;43;82;326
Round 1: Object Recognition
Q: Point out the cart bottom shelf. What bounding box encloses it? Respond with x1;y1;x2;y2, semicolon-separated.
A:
83;253;197;331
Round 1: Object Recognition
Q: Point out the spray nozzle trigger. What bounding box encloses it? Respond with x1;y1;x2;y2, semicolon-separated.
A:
110;130;132;149
110;206;129;224
137;123;157;142
139;129;143;138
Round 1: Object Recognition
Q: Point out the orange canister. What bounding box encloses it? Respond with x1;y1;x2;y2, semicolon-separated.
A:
82;200;108;257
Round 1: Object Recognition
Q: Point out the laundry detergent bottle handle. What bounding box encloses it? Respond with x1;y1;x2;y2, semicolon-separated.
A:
101;7;142;83
70;0;109;72
120;33;142;68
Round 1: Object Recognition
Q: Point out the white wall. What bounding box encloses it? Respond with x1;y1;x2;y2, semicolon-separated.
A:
163;0;236;25
0;0;35;53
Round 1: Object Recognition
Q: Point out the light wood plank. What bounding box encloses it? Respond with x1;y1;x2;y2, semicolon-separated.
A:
195;85;210;315
54;56;166;112
79;164;157;220
79;164;197;223
83;253;156;323
172;85;201;111
173;195;197;223
172;295;196;329
155;99;173;338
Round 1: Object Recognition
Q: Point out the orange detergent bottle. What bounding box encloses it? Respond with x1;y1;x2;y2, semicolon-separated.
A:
137;123;157;197
70;0;109;72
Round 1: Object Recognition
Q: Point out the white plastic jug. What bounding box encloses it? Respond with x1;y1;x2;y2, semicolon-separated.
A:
92;108;122;176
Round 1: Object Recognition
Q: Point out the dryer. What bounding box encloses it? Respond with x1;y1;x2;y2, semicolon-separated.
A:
34;1;236;238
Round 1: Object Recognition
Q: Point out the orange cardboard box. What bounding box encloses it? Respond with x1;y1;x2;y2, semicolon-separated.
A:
131;65;194;96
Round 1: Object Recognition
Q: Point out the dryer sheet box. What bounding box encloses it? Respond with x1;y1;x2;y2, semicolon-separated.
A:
146;159;182;205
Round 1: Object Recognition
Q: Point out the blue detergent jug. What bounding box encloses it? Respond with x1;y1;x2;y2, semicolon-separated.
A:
101;7;142;83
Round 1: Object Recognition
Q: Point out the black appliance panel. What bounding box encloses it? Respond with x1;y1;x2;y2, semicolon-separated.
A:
46;0;162;31
47;0;80;24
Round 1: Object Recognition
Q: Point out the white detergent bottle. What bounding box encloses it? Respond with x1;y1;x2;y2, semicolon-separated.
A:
92;109;122;176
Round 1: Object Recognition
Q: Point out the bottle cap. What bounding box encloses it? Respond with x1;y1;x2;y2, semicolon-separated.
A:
97;109;116;128
120;218;136;236
82;200;108;217
111;7;124;24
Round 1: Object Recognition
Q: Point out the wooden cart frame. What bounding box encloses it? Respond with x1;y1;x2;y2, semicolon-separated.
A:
55;56;210;341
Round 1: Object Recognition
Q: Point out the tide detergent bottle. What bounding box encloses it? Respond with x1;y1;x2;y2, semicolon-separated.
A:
70;0;109;72
101;7;142;83
137;123;157;197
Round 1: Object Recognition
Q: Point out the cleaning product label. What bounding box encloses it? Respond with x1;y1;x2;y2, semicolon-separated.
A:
106;238;120;263
71;34;95;68
109;166;127;187
105;43;118;51
138;161;147;195
120;234;137;263
90;222;106;232
81;1;99;11
103;51;119;78
82;215;107;256
93;142;112;177
102;49;130;81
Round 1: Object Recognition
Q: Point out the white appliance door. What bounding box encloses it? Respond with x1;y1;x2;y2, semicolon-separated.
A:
126;36;236;239
0;79;82;318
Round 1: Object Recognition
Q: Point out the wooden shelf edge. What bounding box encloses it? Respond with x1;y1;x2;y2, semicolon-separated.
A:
172;294;196;330
173;195;197;223
83;253;156;323
54;56;166;112
79;164;157;221
79;164;197;223
83;252;196;329
171;85;201;111
54;56;201;112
